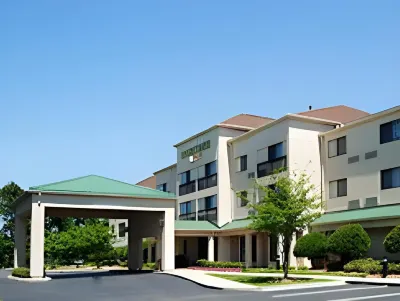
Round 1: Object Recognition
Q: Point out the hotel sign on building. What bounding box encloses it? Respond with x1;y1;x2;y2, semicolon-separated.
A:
181;140;211;159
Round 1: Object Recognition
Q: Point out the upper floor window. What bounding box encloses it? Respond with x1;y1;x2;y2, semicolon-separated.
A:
236;155;247;172
268;142;284;160
382;167;400;190
198;195;217;223
328;136;346;158
156;183;167;192
179;170;196;196
205;161;217;176
237;191;248;207
257;156;287;178
179;200;196;220
118;222;126;238
180;170;191;185
329;178;347;198
198;161;217;191
381;119;400;144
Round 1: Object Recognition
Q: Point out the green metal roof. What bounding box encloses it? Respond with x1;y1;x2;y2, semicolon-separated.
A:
29;175;176;199
175;220;219;231
221;218;252;230
312;204;400;226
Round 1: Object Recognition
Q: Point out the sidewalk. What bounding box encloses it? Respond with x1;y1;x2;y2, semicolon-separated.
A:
161;269;400;291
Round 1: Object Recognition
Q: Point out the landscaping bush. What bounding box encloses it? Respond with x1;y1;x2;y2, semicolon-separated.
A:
294;232;327;259
12;267;30;278
143;262;156;269
298;266;309;271
196;260;244;268
384;225;400;254
344;258;381;274
327;224;371;262
388;263;400;275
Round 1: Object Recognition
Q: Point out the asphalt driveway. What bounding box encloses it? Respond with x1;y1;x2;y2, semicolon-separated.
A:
2;269;400;301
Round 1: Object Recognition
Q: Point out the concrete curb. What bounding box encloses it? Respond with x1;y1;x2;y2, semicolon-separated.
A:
160;271;347;291
346;280;400;287
157;272;224;290
7;275;52;282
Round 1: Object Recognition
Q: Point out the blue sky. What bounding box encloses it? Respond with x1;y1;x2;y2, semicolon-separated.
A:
0;0;399;191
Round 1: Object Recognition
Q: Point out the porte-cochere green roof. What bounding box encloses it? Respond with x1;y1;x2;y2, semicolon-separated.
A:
29;175;176;199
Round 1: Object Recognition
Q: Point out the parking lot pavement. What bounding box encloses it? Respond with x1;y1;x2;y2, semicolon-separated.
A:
1;270;400;301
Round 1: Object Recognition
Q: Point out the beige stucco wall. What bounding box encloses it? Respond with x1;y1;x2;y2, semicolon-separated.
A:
155;165;177;195
322;110;400;212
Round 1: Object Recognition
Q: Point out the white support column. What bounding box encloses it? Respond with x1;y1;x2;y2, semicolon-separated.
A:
289;232;296;268
245;234;252;268
218;236;230;261
161;208;175;270
30;203;45;278
14;215;27;268
207;236;215;262
256;233;265;267
155;237;162;264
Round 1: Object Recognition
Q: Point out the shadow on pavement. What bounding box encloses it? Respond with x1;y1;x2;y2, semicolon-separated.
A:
48;269;154;279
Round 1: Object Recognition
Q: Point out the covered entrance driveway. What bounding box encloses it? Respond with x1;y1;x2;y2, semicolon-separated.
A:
12;175;176;278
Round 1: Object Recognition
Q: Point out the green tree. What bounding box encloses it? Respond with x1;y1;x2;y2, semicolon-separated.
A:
294;232;328;259
384;225;400;254
245;171;322;279
0;182;24;267
45;222;114;266
327;224;371;263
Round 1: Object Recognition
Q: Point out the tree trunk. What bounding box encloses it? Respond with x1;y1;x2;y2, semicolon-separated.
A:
283;239;292;279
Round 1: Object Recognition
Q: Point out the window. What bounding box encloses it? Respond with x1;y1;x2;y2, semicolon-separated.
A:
252;235;257;263
179;200;196;220
205;161;217;176
183;240;187;255
237;155;247;172
257;157;287;178
239;236;245;262
237;191;248;207
198;195;217;223
156;183;167;192
381;119;400;144
118;223;126;238
198;161;218;191
179;170;195;196
328;136;346;158
329;178;347;198
268;142;284;160
382;167;400;190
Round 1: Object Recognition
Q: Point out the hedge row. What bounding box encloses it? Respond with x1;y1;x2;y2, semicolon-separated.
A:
12;267;31;278
344;258;400;275
197;260;244;268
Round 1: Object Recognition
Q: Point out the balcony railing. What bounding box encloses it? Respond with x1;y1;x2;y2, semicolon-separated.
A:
179;212;196;221
198;174;217;191
257;156;287;178
179;181;196;196
197;208;217;223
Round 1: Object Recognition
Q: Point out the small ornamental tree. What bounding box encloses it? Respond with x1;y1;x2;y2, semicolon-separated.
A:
384;225;400;254
294;232;328;259
327;224;371;263
244;171;322;279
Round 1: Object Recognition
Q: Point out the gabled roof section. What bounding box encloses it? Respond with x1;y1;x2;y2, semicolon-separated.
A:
136;175;156;189
297;105;369;124
174;113;274;147
29;175;175;199
220;114;274;129
175;220;219;231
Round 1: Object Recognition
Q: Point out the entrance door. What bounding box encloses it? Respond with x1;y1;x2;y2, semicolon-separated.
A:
198;237;208;260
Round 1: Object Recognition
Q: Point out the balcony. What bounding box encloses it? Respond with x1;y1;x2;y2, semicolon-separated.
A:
198;174;217;191
179;213;196;221
197;208;217;223
257;156;287;178
179;181;196;196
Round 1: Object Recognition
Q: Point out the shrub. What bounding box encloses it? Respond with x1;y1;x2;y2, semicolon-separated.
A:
327;224;371;262
344;258;381;274
384;226;400;254
388;263;400;275
294;232;328;259
12;268;30;278
298;266;309;271
196;260;244;268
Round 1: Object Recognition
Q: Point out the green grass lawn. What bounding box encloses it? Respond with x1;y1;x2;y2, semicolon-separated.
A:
207;274;334;286
242;268;367;278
